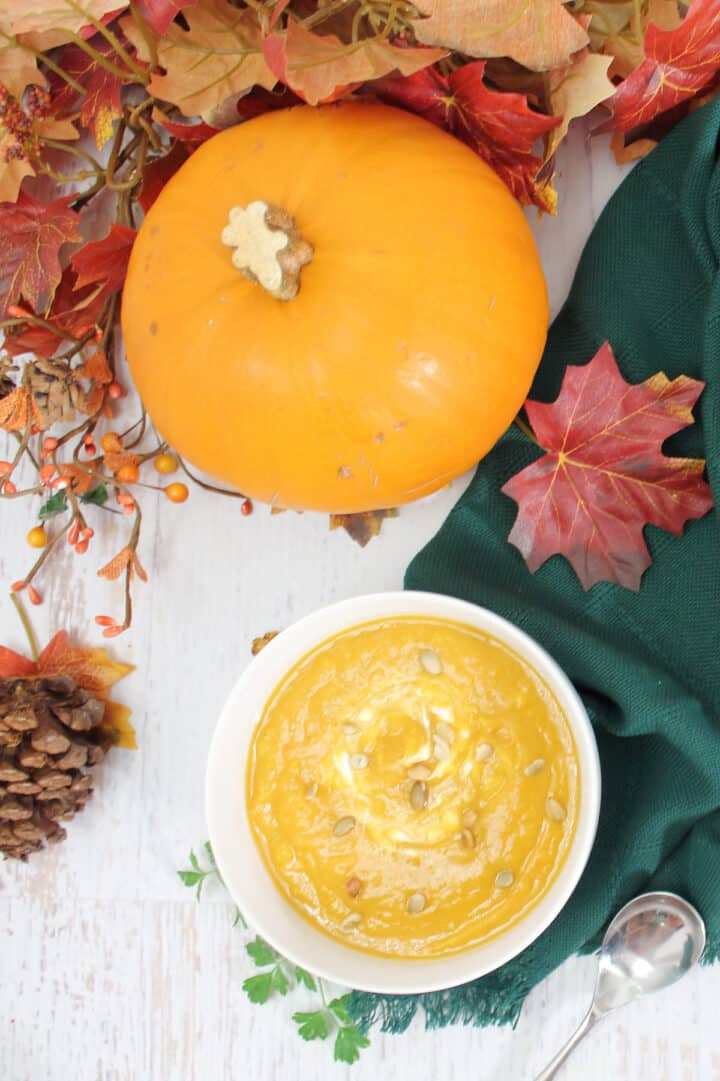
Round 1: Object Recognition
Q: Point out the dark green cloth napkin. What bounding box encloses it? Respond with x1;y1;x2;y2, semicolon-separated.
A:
348;99;720;1034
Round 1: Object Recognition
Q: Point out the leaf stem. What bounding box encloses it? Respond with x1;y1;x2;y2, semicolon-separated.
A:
10;592;39;663
513;412;540;445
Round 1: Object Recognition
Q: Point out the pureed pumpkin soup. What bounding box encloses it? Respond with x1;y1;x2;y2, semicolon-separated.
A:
246;617;579;958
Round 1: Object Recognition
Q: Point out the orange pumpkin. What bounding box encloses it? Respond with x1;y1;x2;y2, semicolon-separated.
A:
122;104;548;513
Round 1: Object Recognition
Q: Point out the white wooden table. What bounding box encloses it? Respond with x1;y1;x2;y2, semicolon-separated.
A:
2;125;718;1081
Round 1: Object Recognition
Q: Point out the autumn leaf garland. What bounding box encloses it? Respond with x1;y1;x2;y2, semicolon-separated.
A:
0;0;719;635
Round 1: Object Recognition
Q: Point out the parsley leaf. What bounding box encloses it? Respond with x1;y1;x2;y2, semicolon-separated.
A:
271;966;289;995
177;870;204;888
292;1010;328;1041
328;995;352;1025
294;967;317;991
334;1026;370;1064
242;971;274;1004
246;937;277;968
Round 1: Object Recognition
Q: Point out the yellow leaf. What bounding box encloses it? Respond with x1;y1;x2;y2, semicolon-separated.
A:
411;0;588;72
269;20;447;106
101;699;137;750
0;36;42;97
123;0;276;118
547;52;614;157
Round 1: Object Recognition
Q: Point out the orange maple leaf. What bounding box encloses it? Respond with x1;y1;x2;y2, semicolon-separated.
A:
103;450;141;474
97;546;147;583
0;629;135;748
0;385;44;432
76;349;112;414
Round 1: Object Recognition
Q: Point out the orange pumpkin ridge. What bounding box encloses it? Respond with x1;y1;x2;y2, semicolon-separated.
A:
122;103;549;513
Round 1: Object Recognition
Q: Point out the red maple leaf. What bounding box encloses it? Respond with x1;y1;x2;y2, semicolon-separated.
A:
70;224;136;304
135;0;199;33
502;343;713;591
370;61;559;211
605;0;720;133
138;142;189;212
0;191;81;317
4;269;105;359
49;38;129;148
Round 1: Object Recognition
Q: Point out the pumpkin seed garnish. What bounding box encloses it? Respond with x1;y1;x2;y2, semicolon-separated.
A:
305;781;318;799
349;752;370;770
419;648;443;675
476;742;494;761
495;870;514;889
546;798;567;822
461;808;478;828
342;722;359;737
341;912;362;931
410;780;428;811
333;815;356;837
434;720;456;745
524;758;546;777
433;735;451;762
346;875;363;899
407;892;426;914
407;762;432;781
460;828;476;849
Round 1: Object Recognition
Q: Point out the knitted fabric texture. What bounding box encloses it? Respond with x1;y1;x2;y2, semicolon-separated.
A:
348;99;720;1034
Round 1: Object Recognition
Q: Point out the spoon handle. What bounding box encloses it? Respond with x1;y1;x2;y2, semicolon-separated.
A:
533;1009;599;1081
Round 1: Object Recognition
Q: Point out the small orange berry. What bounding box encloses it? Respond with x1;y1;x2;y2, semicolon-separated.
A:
27;585;42;606
0;460;12;477
27;526;47;548
153;453;178;476
81;527;95;540
102;625;125;638
101;431;123;453
42;436;59;453
122;501;135;515
116;463;140;483
75;539;89;555
68;520;81;546
39;463;55;484
241;498;253;516
11;580;25;592
3;479;16;494
50;475;69;490
95;615;114;627
165;482;189;504
117;491;134;506
108;381;126;400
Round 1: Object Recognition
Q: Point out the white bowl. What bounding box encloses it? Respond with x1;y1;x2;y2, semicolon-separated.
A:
206;591;600;995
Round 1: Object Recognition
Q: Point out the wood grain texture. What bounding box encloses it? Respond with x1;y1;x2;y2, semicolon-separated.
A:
2;125;718;1081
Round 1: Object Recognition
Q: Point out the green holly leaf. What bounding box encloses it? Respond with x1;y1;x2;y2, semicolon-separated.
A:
292;1010;329;1041
38;492;68;521
294;966;317;991
242;971;274;1004
80;482;108;506
271;965;289;996
334;1025;370;1064
328;995;352;1025
246;937;277;968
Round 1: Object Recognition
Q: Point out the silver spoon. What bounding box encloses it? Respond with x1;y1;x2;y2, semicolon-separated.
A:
534;891;706;1080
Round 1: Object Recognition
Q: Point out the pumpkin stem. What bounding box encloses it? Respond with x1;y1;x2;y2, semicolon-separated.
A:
221;201;314;301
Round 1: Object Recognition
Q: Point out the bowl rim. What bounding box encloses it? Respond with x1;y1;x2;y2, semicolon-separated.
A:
206;591;601;995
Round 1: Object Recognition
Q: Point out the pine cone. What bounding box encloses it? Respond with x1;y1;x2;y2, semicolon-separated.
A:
0;674;111;860
0;355;17;399
27;358;88;425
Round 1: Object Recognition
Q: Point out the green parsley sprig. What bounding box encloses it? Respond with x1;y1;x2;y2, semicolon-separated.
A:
178;843;370;1064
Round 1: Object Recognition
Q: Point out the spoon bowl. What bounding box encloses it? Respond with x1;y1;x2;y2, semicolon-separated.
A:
534;891;706;1080
593;891;706;1014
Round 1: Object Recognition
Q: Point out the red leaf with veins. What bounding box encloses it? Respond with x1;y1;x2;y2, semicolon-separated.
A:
134;0;199;33
70;224;136;303
605;0;720;133
370;60;559;211
502;343;713;591
0;646;37;679
0;191;81;317
5;270;105;359
139;142;189;212
49;39;129;148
